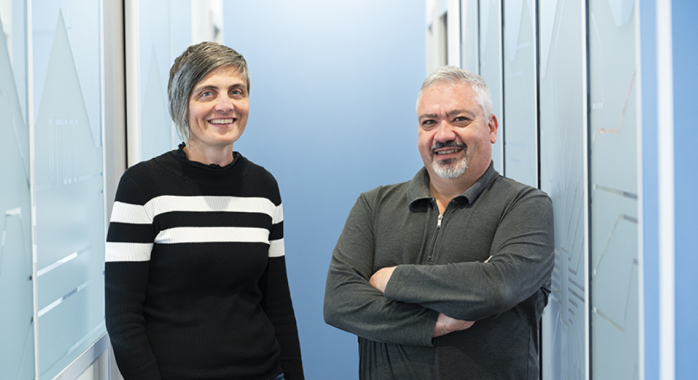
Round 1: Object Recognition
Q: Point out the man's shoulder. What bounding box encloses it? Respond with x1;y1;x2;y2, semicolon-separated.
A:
359;178;413;204
491;175;551;200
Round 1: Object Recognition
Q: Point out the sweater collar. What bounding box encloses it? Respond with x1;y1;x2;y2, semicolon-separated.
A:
171;143;241;172
406;161;499;207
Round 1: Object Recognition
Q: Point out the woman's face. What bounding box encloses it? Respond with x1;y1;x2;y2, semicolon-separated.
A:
187;66;249;151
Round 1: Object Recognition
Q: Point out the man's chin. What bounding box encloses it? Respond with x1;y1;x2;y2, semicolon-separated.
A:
432;160;467;180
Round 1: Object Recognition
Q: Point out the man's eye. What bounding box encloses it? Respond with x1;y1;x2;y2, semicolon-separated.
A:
201;91;212;97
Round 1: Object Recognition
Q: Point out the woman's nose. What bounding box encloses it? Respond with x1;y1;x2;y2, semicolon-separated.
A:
214;95;234;113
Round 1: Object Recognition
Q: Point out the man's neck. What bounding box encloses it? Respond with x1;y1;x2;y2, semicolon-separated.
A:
428;175;475;214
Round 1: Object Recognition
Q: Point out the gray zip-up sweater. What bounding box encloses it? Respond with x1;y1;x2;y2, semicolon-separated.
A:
324;163;554;380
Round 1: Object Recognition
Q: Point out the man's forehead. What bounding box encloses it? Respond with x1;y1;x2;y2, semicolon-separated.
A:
418;84;479;114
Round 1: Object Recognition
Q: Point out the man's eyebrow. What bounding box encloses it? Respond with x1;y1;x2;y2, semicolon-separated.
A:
418;113;438;121
446;109;475;118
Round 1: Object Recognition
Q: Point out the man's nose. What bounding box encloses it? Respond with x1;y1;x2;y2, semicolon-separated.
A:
434;121;456;141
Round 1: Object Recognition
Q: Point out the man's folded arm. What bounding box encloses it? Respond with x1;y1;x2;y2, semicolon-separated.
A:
383;190;555;321
323;194;439;347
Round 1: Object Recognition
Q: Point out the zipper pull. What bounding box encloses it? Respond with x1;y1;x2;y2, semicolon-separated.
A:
437;214;443;228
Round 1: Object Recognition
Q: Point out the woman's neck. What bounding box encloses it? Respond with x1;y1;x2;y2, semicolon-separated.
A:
183;141;234;166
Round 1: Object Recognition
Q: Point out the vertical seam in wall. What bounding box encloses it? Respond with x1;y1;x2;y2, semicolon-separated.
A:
122;0;128;169
500;0;506;176
533;0;541;374
656;0;675;379
474;0;478;74
583;0;592;379
125;0;141;166
534;0;541;190
459;0;463;68
634;0;646;379
25;0;40;378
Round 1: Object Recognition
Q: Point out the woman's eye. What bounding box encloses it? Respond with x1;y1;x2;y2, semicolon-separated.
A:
201;91;212;97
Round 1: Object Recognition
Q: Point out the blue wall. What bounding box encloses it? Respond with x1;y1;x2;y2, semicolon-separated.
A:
672;2;698;378
222;2;425;378
642;1;698;379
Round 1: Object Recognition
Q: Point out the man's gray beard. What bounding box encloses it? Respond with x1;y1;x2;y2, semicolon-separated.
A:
432;156;467;179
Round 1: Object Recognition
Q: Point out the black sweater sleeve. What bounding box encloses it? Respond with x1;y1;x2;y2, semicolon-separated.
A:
105;175;162;379
259;257;304;379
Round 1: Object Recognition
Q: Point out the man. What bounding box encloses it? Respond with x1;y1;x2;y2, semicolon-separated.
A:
323;66;554;379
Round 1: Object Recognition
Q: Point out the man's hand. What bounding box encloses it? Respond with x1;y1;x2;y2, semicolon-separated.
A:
432;313;475;338
369;266;397;293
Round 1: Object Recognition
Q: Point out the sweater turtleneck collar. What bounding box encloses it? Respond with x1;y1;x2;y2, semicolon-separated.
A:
172;143;241;172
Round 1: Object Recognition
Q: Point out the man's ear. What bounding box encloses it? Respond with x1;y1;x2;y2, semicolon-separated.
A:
488;114;499;144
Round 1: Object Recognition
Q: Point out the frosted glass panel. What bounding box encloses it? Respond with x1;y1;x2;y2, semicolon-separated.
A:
538;1;586;379
479;0;503;173
461;0;478;73
32;2;106;379
0;2;34;379
139;0;191;161
502;0;537;186
589;0;640;378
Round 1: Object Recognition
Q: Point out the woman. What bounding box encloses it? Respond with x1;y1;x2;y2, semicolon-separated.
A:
105;42;304;380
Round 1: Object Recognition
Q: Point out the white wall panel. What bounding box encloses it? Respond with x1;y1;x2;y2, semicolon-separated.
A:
589;0;641;378
538;1;588;379
502;0;537;187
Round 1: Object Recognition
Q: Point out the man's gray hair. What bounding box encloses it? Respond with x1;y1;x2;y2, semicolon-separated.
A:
168;41;250;143
416;66;493;120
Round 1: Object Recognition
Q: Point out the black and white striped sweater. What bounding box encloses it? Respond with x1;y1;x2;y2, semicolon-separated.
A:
105;147;304;380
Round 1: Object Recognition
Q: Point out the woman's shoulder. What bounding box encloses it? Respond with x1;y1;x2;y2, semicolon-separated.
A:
236;154;278;185
235;154;282;202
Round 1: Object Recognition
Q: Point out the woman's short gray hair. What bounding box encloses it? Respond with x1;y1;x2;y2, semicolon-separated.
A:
168;41;250;143
416;66;493;120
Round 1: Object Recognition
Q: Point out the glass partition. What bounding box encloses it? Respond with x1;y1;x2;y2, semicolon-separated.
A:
538;0;587;379
502;0;537;187
0;1;34;379
460;0;478;73
588;0;641;378
479;0;503;173
32;2;106;378
138;0;191;161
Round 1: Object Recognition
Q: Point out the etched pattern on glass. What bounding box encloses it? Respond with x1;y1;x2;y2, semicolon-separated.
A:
461;0;479;73
0;7;35;379
538;1;587;379
589;0;640;379
33;9;106;379
141;49;173;160
139;0;179;161
479;0;504;173
502;0;537;186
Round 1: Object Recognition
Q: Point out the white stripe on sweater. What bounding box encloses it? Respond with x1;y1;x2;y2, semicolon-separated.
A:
111;196;283;224
154;226;272;245
269;239;285;258
106;242;153;262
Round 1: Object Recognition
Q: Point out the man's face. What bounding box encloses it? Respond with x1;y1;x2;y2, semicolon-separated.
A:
417;82;497;182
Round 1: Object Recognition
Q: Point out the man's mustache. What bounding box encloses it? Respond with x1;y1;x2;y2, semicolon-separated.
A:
431;141;467;153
